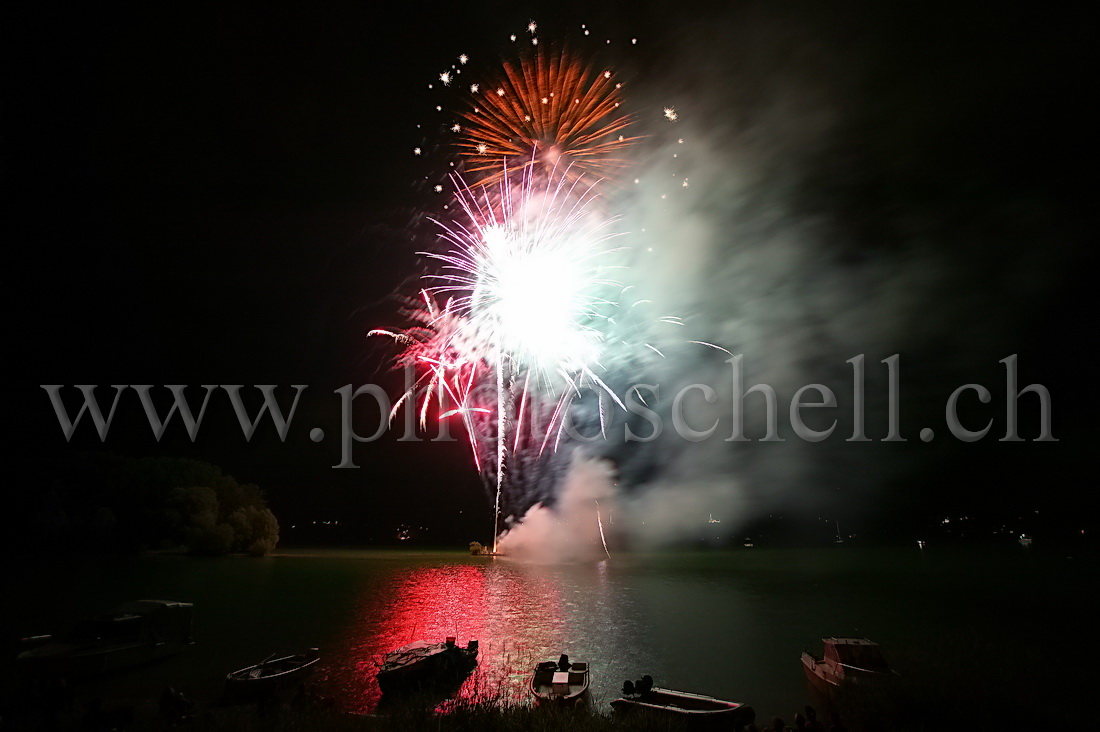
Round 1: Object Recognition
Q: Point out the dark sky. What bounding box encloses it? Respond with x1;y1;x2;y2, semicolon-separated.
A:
3;1;1093;544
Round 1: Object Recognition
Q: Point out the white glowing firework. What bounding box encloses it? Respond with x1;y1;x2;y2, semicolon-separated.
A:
424;166;625;394
421;165;630;549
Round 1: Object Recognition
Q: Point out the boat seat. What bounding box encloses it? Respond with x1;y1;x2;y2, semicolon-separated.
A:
552;671;570;696
570;662;587;671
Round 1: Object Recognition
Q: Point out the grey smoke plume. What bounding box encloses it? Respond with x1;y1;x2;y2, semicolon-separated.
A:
492;5;1083;549
496;452;618;562
525;4;1084;546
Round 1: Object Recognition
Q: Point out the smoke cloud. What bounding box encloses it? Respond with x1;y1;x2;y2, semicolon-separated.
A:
515;4;1085;546
497;453;618;562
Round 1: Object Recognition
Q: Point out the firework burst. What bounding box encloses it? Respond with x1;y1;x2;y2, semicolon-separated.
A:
376;31;695;548
425;167;623;375
372;164;631;456
456;51;640;186
431;165;632;547
373;163;633;548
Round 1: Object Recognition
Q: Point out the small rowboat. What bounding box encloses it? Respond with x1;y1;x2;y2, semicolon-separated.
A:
225;648;320;698
611;687;756;729
801;637;895;692
531;656;589;703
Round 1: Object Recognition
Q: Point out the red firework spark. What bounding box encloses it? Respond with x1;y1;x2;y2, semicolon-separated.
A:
457;51;639;185
369;292;489;468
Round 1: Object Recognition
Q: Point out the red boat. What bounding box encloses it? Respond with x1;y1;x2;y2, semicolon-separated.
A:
801;637;895;691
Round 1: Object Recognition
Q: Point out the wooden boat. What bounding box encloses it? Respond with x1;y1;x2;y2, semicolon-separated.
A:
801;637;895;691
225;648;320;698
611;686;755;729
17;600;193;678
530;656;589;702
377;637;478;694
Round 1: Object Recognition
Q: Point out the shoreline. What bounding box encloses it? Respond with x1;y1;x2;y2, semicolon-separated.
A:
4;546;1085;730
0;675;1063;732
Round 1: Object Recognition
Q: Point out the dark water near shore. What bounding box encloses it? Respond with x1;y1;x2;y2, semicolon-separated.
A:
6;546;1094;724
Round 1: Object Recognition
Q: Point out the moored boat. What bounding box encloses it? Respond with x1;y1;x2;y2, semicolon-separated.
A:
377;637;478;694
225;648;320;699
17;600;194;678
801;637;895;691
611;685;755;729
530;655;589;703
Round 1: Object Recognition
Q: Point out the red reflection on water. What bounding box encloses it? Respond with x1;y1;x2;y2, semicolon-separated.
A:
321;560;566;713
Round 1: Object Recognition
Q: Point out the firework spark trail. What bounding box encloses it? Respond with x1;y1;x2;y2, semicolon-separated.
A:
368;292;489;471
595;499;612;558
457;51;640;186
493;349;506;552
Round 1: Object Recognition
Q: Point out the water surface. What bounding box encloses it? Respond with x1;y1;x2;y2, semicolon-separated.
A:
7;546;1091;723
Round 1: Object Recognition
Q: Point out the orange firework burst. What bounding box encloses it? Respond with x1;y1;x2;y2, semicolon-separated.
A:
457;51;638;185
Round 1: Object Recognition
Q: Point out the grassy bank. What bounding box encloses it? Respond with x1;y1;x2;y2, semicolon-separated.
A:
198;703;689;732
6;695;714;732
1;677;1065;732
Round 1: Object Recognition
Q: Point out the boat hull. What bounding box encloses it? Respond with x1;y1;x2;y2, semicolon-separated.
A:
801;652;839;692
19;639;187;678
802;638;895;693
530;660;589;703
611;688;755;730
17;600;194;679
377;640;478;695
225;654;320;699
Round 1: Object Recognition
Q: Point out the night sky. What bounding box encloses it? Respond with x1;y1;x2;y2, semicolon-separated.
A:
3;1;1093;548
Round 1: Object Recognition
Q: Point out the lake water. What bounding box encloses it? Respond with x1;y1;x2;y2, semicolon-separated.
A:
7;546;1093;726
